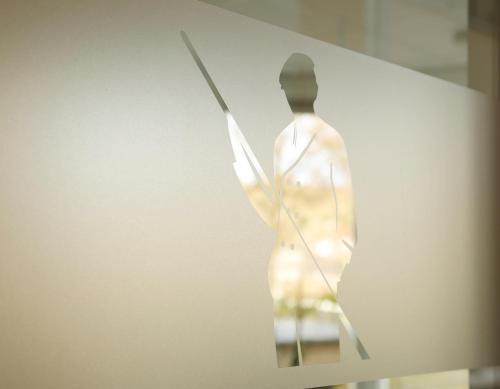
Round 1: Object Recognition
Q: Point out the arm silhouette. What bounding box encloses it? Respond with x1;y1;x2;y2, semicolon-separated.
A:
227;113;276;227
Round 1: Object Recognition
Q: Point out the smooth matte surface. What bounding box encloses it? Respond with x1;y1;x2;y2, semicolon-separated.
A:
0;1;499;388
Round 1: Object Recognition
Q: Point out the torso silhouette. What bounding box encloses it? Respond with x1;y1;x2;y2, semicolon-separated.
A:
270;113;356;301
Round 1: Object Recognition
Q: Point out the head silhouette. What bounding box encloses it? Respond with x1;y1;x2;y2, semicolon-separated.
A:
279;53;318;114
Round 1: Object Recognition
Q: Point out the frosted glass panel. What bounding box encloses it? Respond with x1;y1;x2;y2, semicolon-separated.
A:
0;0;498;388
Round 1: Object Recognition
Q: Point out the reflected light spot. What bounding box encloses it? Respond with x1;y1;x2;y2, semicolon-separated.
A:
315;239;334;257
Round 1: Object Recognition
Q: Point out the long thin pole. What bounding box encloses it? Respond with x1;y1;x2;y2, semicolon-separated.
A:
180;30;272;191
180;31;229;113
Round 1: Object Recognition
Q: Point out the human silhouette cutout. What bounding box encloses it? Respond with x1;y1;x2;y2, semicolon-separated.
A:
181;32;368;367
